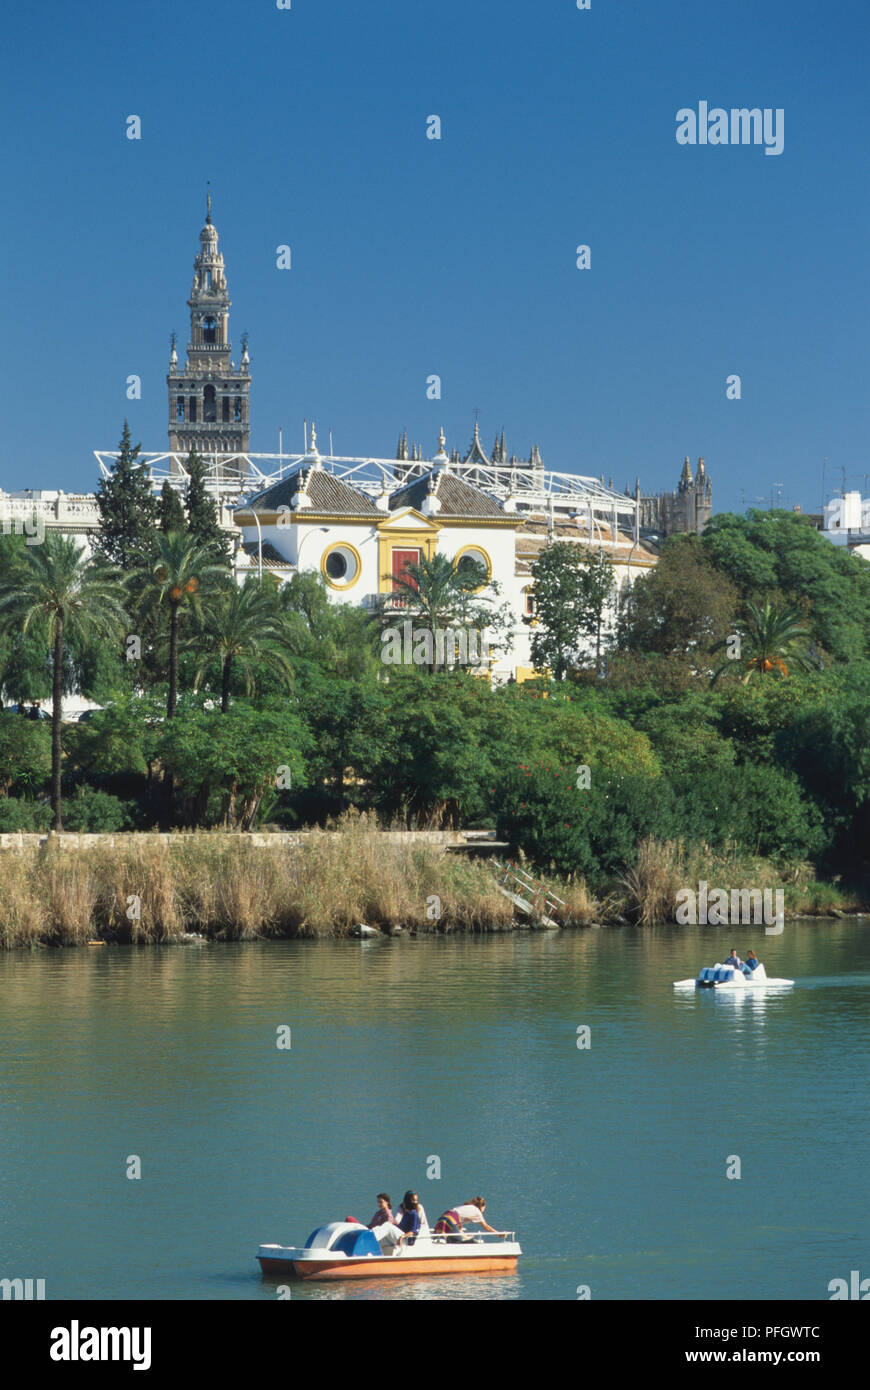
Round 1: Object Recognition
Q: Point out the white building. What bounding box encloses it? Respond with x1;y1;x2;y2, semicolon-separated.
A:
822;491;870;560
232;428;657;682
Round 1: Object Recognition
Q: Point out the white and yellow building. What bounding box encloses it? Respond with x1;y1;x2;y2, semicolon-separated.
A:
232;426;657;682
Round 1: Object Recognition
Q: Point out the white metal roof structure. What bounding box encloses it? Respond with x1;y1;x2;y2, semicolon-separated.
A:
93;448;640;537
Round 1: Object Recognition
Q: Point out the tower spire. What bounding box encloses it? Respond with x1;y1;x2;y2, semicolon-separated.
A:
206;182;212;224
167;203;251;477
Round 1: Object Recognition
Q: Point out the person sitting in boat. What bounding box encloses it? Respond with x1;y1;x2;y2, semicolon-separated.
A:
725;948;742;970
434;1197;498;1241
395;1190;426;1245
368;1194;393;1230
744;949;759;972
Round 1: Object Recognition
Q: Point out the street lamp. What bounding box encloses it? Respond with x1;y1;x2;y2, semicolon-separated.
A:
295;525;330;575
250;508;264;582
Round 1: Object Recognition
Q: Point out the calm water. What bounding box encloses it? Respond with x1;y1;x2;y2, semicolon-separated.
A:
1;921;868;1301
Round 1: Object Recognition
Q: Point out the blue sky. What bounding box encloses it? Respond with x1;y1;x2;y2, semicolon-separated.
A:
0;0;867;513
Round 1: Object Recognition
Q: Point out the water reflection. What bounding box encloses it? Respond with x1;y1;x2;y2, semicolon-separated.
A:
280;1273;523;1301
2;919;869;1299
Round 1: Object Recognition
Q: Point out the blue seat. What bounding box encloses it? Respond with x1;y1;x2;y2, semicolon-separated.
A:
334;1228;381;1258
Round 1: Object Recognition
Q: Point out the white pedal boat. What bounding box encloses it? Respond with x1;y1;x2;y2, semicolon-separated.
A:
258;1222;521;1281
674;960;794;990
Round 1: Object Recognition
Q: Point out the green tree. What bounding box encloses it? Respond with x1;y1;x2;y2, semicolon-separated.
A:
384;551;507;673
529;542;587;680
92;420;158;571
292;668;387;815
184;450;230;560
578;549;615;674
158;480;187;534
617;533;738;663
278;573;380;679
703;510;870;663
0;715;51;795
711;598;815;684
0;534;128;829
133;532;228;717
157;701;309;828
194;578;294;713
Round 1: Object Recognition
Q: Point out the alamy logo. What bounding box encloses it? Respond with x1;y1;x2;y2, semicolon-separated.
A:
380;620;490;668
50;1321;152;1371
828;1270;870;1299
0;1276;45;1299
2;513;45;545
676;103;784;156
676;881;783;926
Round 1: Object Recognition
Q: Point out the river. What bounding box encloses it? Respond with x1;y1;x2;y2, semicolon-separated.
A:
1;920;868;1300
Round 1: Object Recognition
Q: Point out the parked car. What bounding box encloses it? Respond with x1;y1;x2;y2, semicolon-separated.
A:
6;703;51;721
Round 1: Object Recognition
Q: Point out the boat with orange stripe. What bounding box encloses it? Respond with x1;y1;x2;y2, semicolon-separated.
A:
257;1222;521;1280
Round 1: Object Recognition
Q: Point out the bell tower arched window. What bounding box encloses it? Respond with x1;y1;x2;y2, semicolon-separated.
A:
234;398;242;422
176;397;185;421
222;397;230;423
203;316;216;344
203;385;217;422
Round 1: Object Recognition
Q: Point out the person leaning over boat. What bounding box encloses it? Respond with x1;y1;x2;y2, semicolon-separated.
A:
434;1197;498;1241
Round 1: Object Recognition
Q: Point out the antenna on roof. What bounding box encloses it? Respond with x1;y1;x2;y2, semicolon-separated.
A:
329;429;334;457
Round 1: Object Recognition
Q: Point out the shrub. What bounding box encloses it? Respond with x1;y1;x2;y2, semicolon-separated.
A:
61;788;134;832
0;797;52;832
495;761;679;881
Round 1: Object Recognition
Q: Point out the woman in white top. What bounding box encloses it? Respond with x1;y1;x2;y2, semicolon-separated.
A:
434;1196;499;1236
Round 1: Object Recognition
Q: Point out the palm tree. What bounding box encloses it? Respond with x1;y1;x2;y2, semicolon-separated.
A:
711;598;814;684
385;552;491;672
194;579;294;712
0;534;128;830
134;532;229;716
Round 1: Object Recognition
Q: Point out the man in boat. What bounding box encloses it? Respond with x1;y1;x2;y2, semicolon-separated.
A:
434;1197;499;1241
725;948;742;970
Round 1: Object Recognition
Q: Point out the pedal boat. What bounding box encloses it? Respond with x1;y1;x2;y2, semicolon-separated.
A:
673;960;794;990
257;1222;521;1281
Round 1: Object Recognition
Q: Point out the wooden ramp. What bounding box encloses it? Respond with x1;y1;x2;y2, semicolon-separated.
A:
494;860;565;929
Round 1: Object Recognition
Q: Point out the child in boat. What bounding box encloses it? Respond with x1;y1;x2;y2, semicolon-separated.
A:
434;1197;499;1239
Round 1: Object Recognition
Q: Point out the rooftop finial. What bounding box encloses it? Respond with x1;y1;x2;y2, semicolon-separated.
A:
206;182;212;224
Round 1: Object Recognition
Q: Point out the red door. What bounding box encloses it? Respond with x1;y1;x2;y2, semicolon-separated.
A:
391;548;421;592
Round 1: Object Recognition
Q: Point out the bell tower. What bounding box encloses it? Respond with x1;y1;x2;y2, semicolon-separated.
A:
167;193;251;479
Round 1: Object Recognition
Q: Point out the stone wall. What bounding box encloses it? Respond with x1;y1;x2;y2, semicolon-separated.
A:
0;829;470;852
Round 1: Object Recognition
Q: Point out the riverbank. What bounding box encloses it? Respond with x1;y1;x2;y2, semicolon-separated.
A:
0;820;863;948
0;819;515;947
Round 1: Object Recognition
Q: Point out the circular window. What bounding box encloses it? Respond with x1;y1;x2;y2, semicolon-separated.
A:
321;543;361;590
455;547;491;585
